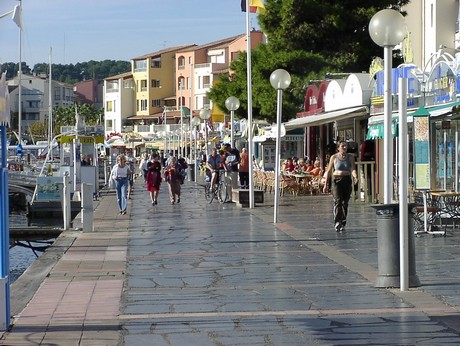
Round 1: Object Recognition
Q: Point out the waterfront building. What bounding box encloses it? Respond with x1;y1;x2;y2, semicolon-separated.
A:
103;72;135;136
7;74;74;136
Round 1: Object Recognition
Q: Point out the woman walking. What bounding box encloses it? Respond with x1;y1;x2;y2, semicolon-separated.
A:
146;153;162;205
164;157;182;205
110;154;132;215
323;141;358;232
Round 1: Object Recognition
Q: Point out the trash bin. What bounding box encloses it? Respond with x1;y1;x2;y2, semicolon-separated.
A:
371;203;421;288
188;163;195;182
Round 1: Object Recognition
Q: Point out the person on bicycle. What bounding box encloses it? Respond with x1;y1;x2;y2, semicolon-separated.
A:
206;148;222;190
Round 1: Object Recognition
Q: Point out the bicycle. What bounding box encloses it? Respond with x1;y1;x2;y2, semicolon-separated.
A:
204;169;228;203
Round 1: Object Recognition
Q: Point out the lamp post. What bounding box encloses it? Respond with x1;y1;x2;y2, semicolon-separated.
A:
191;116;201;182
199;108;211;158
270;69;291;223
179;81;184;158
225;96;240;148
369;8;405;204
369;9;419;291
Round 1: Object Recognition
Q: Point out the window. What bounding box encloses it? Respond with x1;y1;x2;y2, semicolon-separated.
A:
106;119;113;131
152;99;161;107
106;81;119;92
123;80;134;89
178;78;185;90
203;75;211;89
186;77;190;89
203;96;210;108
27;113;39;120
27;101;39;109
178;56;186;69
134;60;147;72
151;58;161;68
106;100;113;112
140;80;147;92
54;87;61;101
140;99;147;111
151;80;160;88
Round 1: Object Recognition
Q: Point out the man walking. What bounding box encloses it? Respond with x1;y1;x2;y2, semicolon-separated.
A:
224;143;240;201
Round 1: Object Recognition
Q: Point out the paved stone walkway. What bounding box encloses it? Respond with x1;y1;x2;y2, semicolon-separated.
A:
2;178;460;345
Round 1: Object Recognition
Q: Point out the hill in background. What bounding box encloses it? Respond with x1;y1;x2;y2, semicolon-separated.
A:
1;60;131;83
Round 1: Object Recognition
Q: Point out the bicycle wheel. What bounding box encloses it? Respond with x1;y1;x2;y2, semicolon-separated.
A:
218;181;228;203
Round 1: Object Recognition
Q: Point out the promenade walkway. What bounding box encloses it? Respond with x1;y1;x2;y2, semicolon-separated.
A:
2;178;460;345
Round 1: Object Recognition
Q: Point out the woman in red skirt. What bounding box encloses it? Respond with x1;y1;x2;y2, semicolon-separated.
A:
146;153;162;205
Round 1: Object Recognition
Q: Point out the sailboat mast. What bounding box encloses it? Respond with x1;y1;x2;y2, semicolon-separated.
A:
48;47;53;146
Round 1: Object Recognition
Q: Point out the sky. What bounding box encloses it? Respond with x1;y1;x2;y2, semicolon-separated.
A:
0;0;260;67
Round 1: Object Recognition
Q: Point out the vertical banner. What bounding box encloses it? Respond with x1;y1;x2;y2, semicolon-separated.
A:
413;107;431;190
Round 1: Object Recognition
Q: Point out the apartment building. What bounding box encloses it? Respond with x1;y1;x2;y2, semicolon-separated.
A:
74;79;104;109
103;31;266;139
175;30;266;120
130;45;196;124
104;72;135;135
7;74;74;134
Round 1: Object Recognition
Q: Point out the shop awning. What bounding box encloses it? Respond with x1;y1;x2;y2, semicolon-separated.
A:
368;101;460;126
283;106;368;130
409;101;460;118
367;101;460;139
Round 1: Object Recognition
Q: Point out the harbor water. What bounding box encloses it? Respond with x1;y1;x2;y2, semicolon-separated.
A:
9;211;57;283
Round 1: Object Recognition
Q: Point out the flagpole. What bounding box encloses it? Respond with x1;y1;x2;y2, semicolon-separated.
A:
49;47;53;156
246;0;255;208
17;0;22;146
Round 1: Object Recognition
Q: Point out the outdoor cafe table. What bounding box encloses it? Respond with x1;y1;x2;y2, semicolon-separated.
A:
429;191;460;231
413;190;445;236
285;172;313;195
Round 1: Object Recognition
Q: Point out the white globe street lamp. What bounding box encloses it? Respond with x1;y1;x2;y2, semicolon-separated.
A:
225;96;240;148
369;9;405;204
369;9;411;291
270;69;291;223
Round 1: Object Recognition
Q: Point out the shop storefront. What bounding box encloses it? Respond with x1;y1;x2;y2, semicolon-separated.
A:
368;53;460;199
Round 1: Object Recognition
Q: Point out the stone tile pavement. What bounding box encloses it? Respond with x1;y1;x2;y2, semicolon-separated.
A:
2;178;460;345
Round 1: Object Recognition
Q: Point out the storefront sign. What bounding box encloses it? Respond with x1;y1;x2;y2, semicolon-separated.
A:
413;108;431;189
283;135;303;141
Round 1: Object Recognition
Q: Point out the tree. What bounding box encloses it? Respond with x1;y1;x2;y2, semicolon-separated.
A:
10;60;130;84
28;121;47;143
208;0;410;123
53;104;103;135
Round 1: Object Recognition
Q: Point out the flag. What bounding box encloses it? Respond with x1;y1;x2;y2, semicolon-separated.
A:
12;4;22;29
241;0;266;14
181;106;190;116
